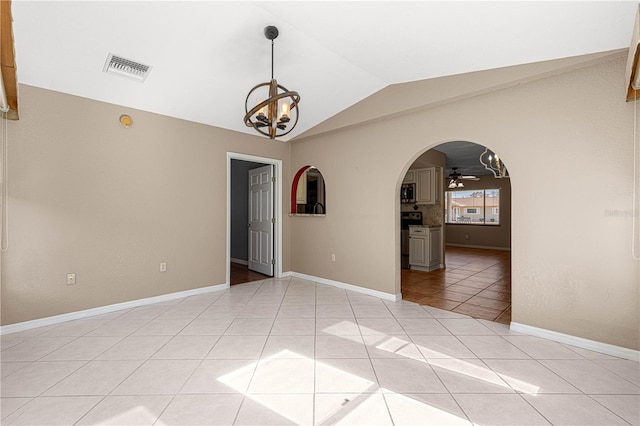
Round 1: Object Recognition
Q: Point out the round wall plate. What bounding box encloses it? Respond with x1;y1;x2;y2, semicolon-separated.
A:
119;114;133;128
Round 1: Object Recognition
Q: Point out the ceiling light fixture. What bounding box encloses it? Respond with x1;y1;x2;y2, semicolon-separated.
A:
479;148;509;178
244;26;300;139
448;168;465;189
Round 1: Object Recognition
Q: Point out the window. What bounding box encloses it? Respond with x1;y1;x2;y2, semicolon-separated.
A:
445;189;500;225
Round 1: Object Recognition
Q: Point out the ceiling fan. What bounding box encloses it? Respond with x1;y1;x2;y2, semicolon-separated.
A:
448;167;479;188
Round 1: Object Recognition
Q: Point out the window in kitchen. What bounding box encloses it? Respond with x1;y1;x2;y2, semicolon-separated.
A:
445;189;500;225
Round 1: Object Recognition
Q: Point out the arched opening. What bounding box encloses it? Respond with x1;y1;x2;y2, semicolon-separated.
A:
399;141;512;323
291;165;326;215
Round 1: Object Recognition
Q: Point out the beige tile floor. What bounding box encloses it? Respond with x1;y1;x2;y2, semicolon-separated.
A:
1;277;638;425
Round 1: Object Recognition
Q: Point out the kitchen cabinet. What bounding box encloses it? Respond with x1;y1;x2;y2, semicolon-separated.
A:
296;170;308;204
409;226;442;272
403;170;416;184
434;166;442;204
415;167;435;204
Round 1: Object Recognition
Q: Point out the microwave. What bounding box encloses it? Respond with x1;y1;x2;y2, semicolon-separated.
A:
401;183;415;203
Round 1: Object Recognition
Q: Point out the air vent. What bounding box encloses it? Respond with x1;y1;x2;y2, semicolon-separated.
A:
103;53;152;82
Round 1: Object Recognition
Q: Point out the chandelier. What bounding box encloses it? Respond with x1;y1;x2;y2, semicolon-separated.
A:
479;148;509;178
244;26;300;139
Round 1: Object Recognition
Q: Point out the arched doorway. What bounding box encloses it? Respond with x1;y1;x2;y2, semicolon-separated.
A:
400;141;512;323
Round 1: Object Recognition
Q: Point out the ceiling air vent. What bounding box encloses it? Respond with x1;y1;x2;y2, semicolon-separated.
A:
103;53;152;82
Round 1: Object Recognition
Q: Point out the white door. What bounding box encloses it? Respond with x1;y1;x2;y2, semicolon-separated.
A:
248;165;274;276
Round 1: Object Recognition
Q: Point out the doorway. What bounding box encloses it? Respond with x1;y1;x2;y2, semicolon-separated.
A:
227;153;283;286
400;141;512;323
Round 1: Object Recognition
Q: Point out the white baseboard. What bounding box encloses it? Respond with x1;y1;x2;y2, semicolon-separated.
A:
446;243;511;251
510;322;639;362
289;272;401;302
0;283;229;335
230;258;248;266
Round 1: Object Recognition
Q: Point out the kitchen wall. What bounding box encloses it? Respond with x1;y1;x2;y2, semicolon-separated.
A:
445;175;512;249
290;53;639;350
1;85;291;325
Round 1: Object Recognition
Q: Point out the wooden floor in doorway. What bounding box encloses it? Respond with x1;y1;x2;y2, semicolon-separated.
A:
230;262;271;285
402;246;511;324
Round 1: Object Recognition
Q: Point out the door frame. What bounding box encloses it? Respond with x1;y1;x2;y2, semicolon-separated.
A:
226;152;283;284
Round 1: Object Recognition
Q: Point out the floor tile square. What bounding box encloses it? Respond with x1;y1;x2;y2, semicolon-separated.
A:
316;335;369;359
540;359;640;394
523;394;630;425
2;396;102;425
270;318;316;335
40;336;122;361
235;394;314;425
224;318;275;335
363;335;424;360
157;394;243;425
315;304;354;318
43;360;142;396
411;335;477;359
0;398;32;421
178;317;234;335
151;335;219;359
0;361;85;397
429;358;514;393
315;393;393;425
315;358;379;393
591;394;640;425
96;335;172;360
76;395;172;425
437;318;496;336
276;304;316;318
248;358;315;393
384;393;472;426
111;359;199;395
316;318;360;336
453;394;550;425
0;337;76;362
182;359;257;394
503;335;585;359
397;318;452;335
357;318;405;335
206;335;267;360
483;359;580;394
261;335;315;359
372;358;447;393
456;335;529;359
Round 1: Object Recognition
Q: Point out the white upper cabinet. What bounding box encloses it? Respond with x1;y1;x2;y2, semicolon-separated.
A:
403;170;416;184
415;167;436;204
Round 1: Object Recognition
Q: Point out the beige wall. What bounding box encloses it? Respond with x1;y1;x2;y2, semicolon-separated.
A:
445;175;512;249
290;54;639;350
1;85;290;325
3;54;638;352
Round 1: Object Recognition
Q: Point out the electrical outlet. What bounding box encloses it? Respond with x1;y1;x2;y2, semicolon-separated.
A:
331;254;336;262
66;273;76;285
160;262;167;272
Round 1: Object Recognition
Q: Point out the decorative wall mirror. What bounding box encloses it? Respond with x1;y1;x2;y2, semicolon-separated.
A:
291;166;326;215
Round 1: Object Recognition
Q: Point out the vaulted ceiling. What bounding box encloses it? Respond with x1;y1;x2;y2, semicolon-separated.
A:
10;1;638;143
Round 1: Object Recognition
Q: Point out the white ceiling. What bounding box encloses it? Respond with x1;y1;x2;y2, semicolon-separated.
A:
11;1;639;142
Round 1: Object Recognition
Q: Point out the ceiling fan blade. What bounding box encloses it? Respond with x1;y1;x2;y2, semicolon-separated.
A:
461;175;478;179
